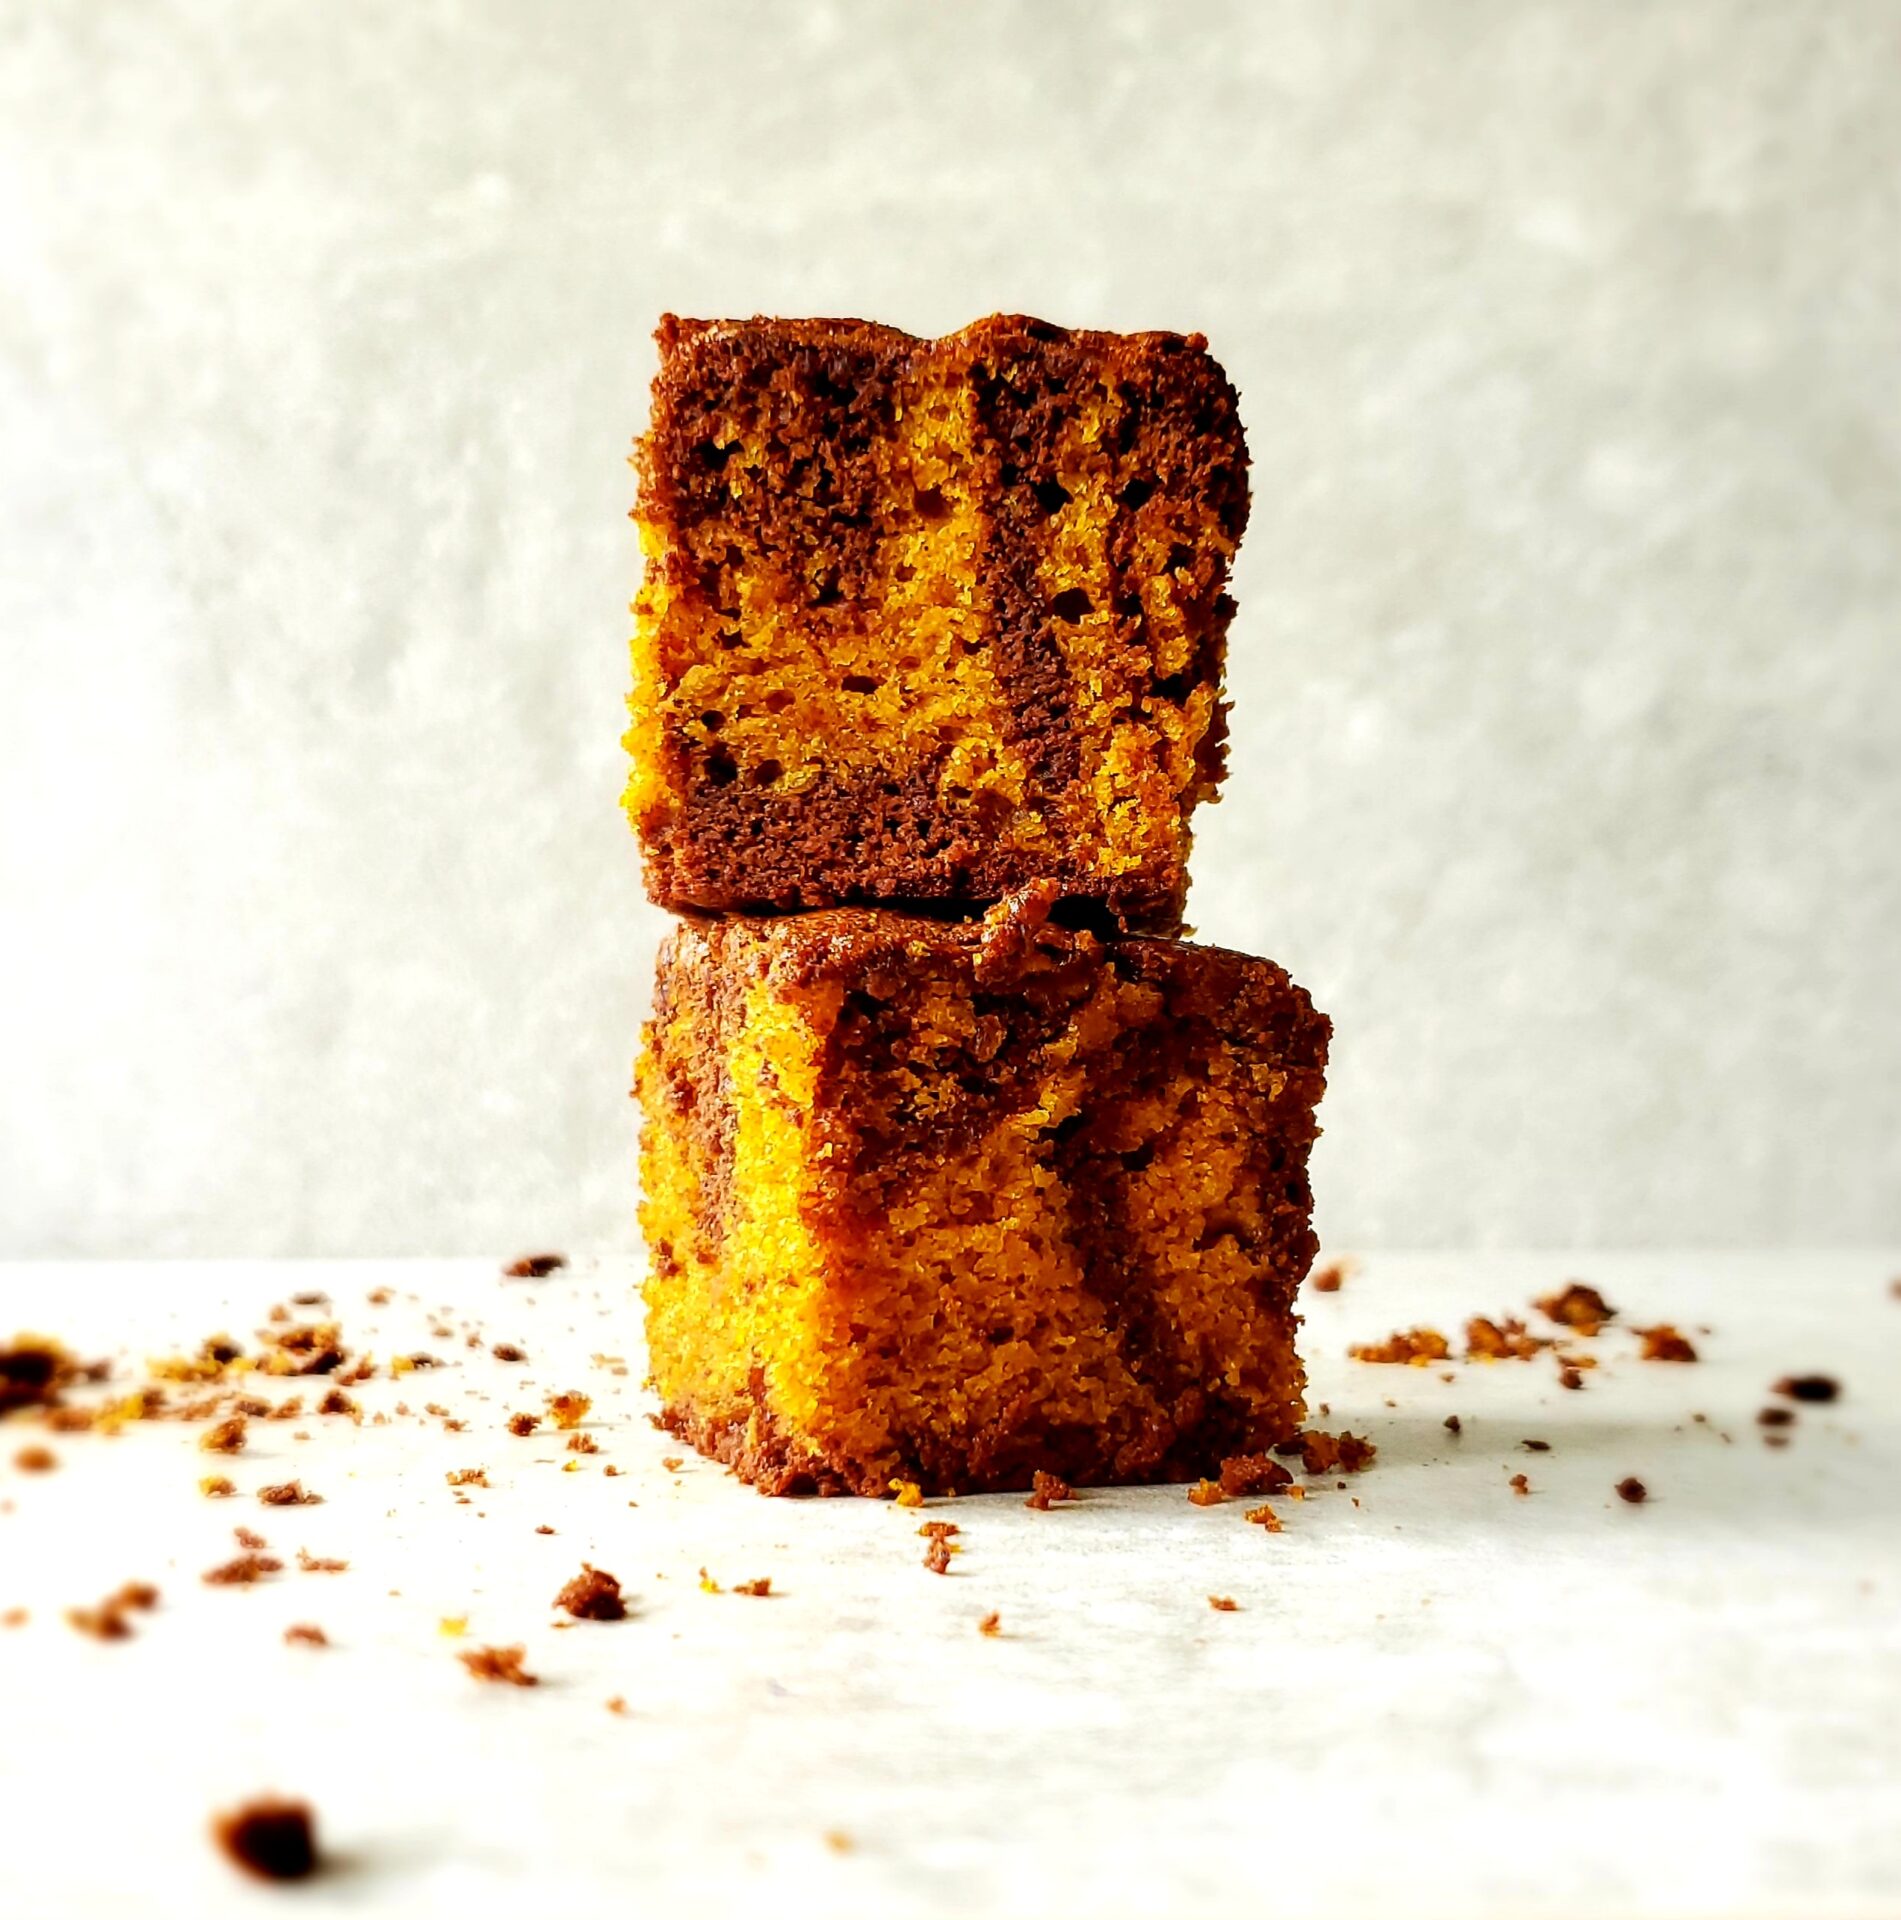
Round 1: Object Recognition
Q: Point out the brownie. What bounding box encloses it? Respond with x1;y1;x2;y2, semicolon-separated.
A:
636;886;1327;1496
623;314;1250;930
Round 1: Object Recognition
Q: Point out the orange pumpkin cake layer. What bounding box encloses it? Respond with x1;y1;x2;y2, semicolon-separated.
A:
637;888;1327;1496
624;314;1250;931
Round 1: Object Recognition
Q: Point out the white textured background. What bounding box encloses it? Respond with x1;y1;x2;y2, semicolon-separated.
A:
2;1;1896;1257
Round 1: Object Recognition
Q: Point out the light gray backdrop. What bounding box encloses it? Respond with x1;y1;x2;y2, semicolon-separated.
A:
3;1;1896;1257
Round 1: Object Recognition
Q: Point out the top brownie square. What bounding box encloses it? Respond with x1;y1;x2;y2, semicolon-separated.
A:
623;314;1250;931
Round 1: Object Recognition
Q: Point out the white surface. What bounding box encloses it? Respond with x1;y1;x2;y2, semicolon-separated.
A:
3;5;1899;1257
2;1252;1896;1918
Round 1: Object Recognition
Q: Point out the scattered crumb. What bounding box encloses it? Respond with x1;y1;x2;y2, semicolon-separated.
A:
1186;1478;1226;1507
889;1478;922;1507
567;1432;600;1454
923;1534;953;1576
978;1611;1002;1637
605;1695;629;1716
2;1607;27;1627
1279;1429;1378;1476
1244;1504;1283;1532
918;1520;960;1541
555;1564;626;1621
296;1549;347;1574
1443;1415;1462;1435
447;1468;487;1487
1349;1327;1449;1365
534;1525;555;1536
1309;1257;1357;1293
824;1830;854;1855
1758;1406;1796;1428
1464;1316;1547;1361
317;1389;360;1419
1616;1476;1648;1504
199;1416;247;1455
1025;1469;1073;1510
212;1797;318;1882
258;1481;321;1507
366;1287;392;1306
204;1552;280;1587
491;1343;527;1363
65;1581;159;1640
1509;1473;1531;1496
199;1474;236;1499
234;1525;269;1550
502;1254;567;1278
1635;1324;1698;1363
506;1412;540;1437
1774;1374;1839;1404
1521;1439;1551;1453
459;1643;537;1685
1558;1365;1585;1391
733;1578;772;1598
698;1568;721;1594
1535;1282;1617;1335
1219;1452;1294;1497
1208;1595;1239;1612
12;1445;55;1472
0;1335;84;1416
283;1623;328;1648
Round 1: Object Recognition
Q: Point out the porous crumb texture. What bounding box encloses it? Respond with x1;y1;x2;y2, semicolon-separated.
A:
624;314;1250;930
637;894;1327;1496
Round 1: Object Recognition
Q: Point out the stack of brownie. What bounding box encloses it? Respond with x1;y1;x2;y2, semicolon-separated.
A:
623;315;1329;1496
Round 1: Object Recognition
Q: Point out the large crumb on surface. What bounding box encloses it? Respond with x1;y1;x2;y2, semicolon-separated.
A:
447;1468;488;1487
204;1553;281;1587
1024;1470;1074;1510
1773;1374;1839;1403
1535;1282;1617;1335
503;1254;568;1278
1635;1325;1698;1363
1277;1429;1377;1476
506;1412;540;1437
546;1391;591;1430
733;1578;773;1597
922;1534;953;1576
1308;1258;1356;1294
258;1481;321;1507
66;1581;159;1641
212;1797;319;1881
1218;1453;1294;1498
1464;1316;1547;1361
1616;1477;1648;1503
198;1416;248;1455
978;1610;1002;1636
0;1336;86;1416
12;1444;56;1472
459;1644;538;1686
554;1564;627;1622
1349;1328;1449;1365
1509;1473;1531;1496
1207;1594;1239;1612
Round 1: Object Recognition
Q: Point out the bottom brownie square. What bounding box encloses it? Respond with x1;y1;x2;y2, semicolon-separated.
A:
636;889;1329;1495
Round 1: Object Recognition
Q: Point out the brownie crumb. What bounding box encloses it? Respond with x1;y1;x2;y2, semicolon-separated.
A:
1616;1476;1648;1503
978;1611;1002;1636
2;1607;27;1628
555;1564;626;1622
65;1581;158;1641
1244;1503;1283;1532
203;1550;279;1586
605;1695;629;1715
317;1389;360;1419
1025;1470;1073;1510
824;1831;854;1856
1443;1415;1463;1435
366;1286;393;1305
1774;1374;1839;1404
1186;1478;1227;1507
234;1525;269;1550
506;1412;540;1437
1520;1439;1551;1453
733;1578;773;1597
889;1477;922;1506
661;1456;685;1473
283;1623;328;1648
1758;1406;1796;1428
1535;1282;1617;1335
12;1444;55;1472
923;1534;953;1576
447;1468;488;1487
491;1343;527;1363
534;1524;555;1536
198;1475;236;1498
918;1520;960;1541
1219;1453;1294;1498
1509;1473;1531;1496
0;1336;82;1416
1465;1316;1547;1361
199;1416;248;1455
1558;1365;1585;1391
1208;1595;1239;1612
1277;1429;1377;1476
296;1549;347;1574
459;1643;538;1685
212;1797;318;1882
1635;1324;1698;1363
1309;1258;1356;1294
258;1481;321;1507
567;1432;600;1454
503;1254;567;1278
1349;1327;1449;1365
